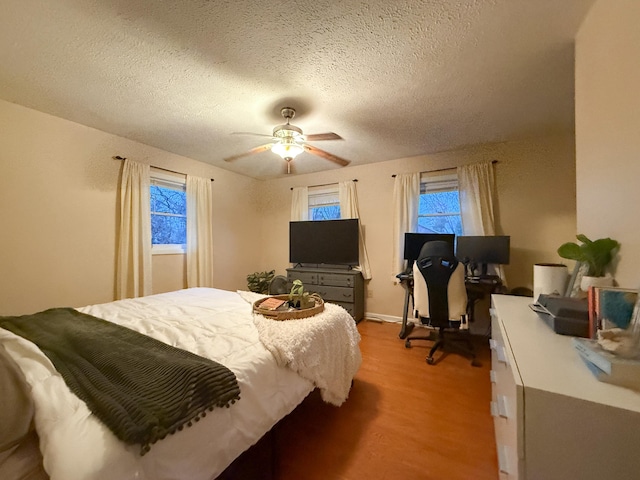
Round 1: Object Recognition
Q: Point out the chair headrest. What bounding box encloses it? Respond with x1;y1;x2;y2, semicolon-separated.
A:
418;240;456;260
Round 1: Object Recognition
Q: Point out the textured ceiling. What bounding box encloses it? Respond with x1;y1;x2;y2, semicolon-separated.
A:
0;0;595;179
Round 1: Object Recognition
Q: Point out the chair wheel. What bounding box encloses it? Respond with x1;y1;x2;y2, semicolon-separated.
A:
405;340;411;348
426;357;435;365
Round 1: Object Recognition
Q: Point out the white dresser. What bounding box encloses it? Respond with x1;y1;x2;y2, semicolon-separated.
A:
490;294;640;480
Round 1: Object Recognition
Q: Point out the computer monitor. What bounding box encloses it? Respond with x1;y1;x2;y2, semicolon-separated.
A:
403;233;455;270
455;235;510;276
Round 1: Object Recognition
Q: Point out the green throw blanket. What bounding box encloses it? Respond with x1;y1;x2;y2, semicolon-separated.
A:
0;308;241;455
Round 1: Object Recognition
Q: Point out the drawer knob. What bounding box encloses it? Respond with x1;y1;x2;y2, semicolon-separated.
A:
497;444;510;474
497;346;508;364
497;394;508;418
490;398;509;419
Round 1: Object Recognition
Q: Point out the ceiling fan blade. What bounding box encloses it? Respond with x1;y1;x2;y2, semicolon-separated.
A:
302;144;350;167
231;132;274;138
224;143;274;162
304;132;343;141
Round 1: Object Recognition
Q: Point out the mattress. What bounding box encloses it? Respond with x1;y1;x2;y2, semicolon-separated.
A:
0;288;317;480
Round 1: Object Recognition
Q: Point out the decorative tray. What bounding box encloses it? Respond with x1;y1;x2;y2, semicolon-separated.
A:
253;294;324;320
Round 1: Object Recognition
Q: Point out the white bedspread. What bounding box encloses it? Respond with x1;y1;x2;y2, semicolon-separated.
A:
0;288;341;480
244;292;362;406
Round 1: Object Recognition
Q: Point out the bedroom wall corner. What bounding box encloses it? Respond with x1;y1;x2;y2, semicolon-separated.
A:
575;0;640;289
208;170;264;292
0;99;120;315
0;98;261;315
257;133;576;320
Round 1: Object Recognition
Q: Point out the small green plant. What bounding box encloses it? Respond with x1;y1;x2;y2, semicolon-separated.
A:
247;270;275;294
288;279;318;309
557;234;620;277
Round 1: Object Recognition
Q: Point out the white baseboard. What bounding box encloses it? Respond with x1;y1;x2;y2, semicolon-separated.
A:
363;312;404;323
363;312;489;338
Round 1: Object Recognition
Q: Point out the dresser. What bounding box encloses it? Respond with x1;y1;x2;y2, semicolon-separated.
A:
286;267;364;322
490;294;640;480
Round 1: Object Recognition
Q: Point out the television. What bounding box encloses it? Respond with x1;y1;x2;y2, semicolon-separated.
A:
403;233;455;271
456;235;510;276
289;219;359;267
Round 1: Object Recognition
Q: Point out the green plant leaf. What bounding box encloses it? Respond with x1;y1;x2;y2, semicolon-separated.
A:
557;235;619;277
557;242;583;261
576;233;592;246
246;270;275;294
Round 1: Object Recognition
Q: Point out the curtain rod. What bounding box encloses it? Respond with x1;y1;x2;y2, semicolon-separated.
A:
391;159;498;177
113;156;214;182
290;179;357;191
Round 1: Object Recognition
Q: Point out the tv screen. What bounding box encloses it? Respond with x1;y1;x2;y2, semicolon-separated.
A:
456;235;510;266
289;219;359;267
403;233;455;269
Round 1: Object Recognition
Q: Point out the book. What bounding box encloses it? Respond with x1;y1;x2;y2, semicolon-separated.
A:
572;337;640;391
586;286;638;338
598;287;638;330
258;297;287;310
587;285;598;339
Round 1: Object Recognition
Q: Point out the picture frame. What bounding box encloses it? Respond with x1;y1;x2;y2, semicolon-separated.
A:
597;287;638;331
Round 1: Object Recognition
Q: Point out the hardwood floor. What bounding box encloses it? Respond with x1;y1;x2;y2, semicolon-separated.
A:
274;320;498;480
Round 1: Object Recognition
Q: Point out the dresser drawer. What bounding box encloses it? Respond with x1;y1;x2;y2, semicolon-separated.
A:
287;271;318;285
308;285;354;303
317;272;354;287
332;301;355;316
491;307;522;479
495;441;518;480
492;369;520;479
286;267;364;322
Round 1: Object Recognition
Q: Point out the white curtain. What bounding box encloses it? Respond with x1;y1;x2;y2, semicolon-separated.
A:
116;159;152;299
391;173;420;280
339;181;372;280
457;160;505;281
457;161;497;236
186;175;214;287
290;186;309;221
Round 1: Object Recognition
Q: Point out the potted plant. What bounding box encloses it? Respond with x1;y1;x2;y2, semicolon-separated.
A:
557;234;620;290
288;280;319;309
247;270;275;294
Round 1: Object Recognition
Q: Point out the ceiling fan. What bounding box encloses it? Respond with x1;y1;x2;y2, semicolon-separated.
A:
224;107;350;174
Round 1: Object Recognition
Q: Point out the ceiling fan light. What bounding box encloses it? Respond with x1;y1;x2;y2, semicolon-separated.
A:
271;141;304;159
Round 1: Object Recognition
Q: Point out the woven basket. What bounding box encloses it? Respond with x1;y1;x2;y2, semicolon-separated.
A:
253;294;324;320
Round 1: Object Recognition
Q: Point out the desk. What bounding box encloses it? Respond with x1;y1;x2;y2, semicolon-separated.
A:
396;272;502;339
464;275;504;322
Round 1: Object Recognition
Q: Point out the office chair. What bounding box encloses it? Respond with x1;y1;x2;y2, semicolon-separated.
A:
404;241;479;366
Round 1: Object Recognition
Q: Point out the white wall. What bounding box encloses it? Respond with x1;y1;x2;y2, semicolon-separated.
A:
0;101;578;319
575;0;640;289
257;134;577;321
0;99;261;315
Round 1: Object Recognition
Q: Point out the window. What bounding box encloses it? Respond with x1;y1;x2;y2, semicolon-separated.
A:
150;171;186;254
418;173;463;235
308;185;340;221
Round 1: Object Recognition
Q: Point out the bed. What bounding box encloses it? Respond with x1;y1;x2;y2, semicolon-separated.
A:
0;287;362;480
